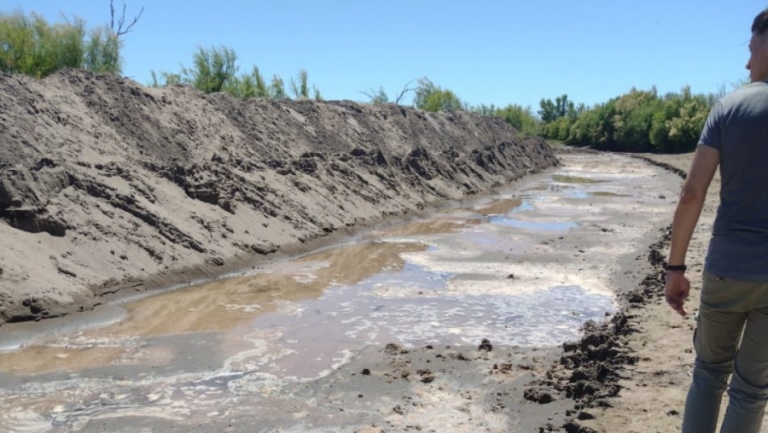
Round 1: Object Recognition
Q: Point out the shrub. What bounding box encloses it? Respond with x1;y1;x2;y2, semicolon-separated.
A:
0;12;122;78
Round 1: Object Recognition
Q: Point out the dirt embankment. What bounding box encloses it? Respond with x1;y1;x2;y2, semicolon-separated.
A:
0;69;558;326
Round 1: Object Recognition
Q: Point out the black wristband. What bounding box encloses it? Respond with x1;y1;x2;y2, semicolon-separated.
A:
665;264;687;272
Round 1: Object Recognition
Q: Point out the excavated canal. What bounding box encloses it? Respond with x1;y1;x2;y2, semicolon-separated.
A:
0;153;682;433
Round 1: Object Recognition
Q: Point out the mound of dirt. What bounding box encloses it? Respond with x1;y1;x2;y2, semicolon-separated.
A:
0;69;557;325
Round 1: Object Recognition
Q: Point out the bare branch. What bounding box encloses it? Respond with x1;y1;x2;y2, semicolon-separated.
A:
110;0;144;38
394;79;417;105
118;4;126;34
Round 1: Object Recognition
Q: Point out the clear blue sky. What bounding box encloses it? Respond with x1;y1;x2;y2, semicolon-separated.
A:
7;1;766;109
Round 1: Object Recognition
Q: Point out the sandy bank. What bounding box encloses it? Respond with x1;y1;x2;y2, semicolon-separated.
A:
0;69;557;325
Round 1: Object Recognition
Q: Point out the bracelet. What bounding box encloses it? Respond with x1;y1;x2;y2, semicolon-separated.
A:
665;264;687;272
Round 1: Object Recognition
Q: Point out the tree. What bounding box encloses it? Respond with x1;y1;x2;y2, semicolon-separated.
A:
496;104;540;136
83;26;120;73
539;95;581;141
270;75;287;99
539;94;575;123
289;69;310;99
149;47;322;100
467;103;540;137
649;88;709;153
609;89;660;151
0;10;128;77
413;77;463;112
568;107;602;147
538;98;557;123
563;86;714;153
109;0;143;40
181;45;238;93
104;0;144;74
226;72;256;99
224;66;270;99
393;79;416;104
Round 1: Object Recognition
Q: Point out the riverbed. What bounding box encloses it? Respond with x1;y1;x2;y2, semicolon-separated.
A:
0;153;681;433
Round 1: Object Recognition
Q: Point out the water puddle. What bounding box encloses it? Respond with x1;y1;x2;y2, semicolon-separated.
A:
551;174;605;184
591;191;630;197
0;153;681;432
473;198;524;216
488;215;577;231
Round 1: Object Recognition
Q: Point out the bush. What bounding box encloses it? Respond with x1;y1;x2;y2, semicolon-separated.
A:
467;103;541;137
150;45;321;100
0;12;121;78
181;45;237;94
496;104;541;136
413;78;464;112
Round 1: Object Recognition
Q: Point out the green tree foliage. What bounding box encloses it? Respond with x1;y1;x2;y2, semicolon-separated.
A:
496;104;541;136
270;75;287;99
541;87;715;153
149;46;321;101
148;70;181;87
225;66;270;99
543;116;576;142
648;87;710;153
289;69;309;99
538;94;576;123
470;104;497;116
539;94;582;142
84;27;120;73
413;78;463;112
468;103;541;137
607;88;660;151
0;12;122;77
180;45;238;94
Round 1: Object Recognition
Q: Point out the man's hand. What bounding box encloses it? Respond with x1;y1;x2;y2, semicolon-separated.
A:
665;271;691;317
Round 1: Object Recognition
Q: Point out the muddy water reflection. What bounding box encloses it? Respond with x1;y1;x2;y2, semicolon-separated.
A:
0;154;681;433
0;241;428;375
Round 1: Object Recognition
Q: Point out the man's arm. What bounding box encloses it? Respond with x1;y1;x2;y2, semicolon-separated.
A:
668;145;720;266
665;145;720;317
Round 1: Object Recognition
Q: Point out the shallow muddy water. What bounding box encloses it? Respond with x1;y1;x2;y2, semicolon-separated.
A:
0;153;681;433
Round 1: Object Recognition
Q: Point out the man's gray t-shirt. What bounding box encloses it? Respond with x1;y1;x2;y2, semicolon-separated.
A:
700;81;768;281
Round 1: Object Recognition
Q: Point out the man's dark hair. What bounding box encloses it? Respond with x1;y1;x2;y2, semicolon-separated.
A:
752;9;768;35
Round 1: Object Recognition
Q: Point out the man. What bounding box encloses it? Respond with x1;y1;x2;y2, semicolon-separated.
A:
665;8;768;433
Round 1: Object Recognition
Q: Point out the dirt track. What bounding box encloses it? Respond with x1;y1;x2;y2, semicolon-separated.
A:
0;69;557;325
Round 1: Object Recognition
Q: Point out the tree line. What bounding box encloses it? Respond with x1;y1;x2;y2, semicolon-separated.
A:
538;88;720;153
2;5;732;153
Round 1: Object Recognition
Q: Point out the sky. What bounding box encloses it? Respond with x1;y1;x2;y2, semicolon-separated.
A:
7;1;766;109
